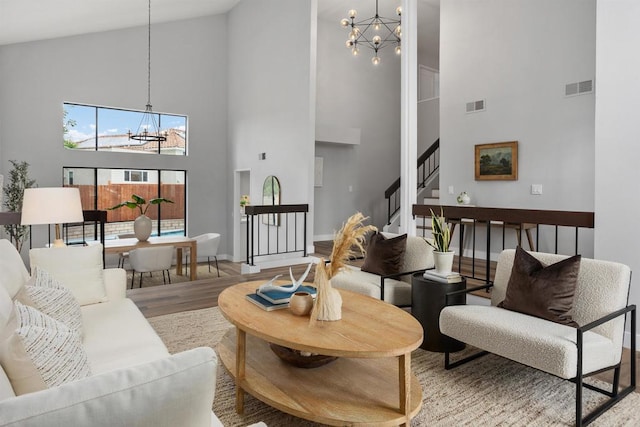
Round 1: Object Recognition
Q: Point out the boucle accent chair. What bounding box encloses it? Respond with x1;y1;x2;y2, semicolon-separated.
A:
439;249;636;426
331;232;434;307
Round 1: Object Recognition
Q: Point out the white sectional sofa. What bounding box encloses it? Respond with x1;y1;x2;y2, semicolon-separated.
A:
0;239;222;427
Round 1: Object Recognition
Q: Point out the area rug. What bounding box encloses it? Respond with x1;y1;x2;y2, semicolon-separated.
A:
148;307;640;427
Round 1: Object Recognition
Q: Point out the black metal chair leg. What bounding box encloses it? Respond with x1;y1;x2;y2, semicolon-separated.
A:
215;256;220;277
139;272;143;288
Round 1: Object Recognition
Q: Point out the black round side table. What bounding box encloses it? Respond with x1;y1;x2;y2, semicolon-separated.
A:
411;272;466;352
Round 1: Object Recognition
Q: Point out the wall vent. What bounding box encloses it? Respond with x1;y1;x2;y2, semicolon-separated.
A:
465;99;486;113
565;80;593;97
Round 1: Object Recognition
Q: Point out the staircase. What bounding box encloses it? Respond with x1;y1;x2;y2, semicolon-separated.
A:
384;139;440;232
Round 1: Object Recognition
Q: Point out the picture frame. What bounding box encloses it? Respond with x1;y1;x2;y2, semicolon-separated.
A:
475;141;518;181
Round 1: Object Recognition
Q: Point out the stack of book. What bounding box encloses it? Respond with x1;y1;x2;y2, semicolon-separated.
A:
422;270;463;283
245;284;317;311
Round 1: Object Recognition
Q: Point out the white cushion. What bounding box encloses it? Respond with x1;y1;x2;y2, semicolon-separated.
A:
0;239;30;299
331;266;412;305
0;302;91;395
0;347;217;427
81;299;169;374
0;285;13;331
30;244;107;306
440;304;619;379
492;249;630;351
16;266;83;336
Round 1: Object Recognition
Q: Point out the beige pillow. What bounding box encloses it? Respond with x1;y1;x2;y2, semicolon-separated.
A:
16;266;83;336
29;244;107;305
0;302;91;395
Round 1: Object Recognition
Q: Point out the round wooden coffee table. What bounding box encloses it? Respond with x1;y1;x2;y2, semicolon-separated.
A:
217;281;424;426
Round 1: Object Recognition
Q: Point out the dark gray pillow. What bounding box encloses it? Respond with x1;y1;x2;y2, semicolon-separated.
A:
361;232;407;276
498;247;581;327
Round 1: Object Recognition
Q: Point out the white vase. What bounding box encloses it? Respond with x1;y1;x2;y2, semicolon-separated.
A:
433;251;455;275
134;215;152;242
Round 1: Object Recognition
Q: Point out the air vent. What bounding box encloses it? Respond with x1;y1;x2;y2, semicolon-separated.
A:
465;99;486;113
565;80;593;97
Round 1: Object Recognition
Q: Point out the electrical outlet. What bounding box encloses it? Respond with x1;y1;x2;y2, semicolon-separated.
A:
531;184;543;195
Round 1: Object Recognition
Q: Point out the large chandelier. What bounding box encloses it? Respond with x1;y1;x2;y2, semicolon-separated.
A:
341;0;402;65
129;0;166;143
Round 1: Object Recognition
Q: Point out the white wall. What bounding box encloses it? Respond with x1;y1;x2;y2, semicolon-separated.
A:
594;0;640;341
0;15;228;252
314;15;401;235
227;0;316;255
440;0;596;256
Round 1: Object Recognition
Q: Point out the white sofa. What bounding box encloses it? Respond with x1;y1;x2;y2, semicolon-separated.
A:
0;239;222;427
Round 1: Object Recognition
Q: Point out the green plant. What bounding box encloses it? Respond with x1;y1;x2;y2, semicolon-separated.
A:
426;208;451;252
108;194;173;215
2;160;36;252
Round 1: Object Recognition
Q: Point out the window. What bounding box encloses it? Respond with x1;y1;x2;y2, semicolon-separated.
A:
63;167;186;240
124;170;149;182
63;103;187;156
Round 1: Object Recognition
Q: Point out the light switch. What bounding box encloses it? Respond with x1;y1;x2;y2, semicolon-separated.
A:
448;186;454;195
531;184;543;195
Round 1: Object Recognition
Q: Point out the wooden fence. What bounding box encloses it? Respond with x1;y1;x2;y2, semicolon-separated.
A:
70;184;184;222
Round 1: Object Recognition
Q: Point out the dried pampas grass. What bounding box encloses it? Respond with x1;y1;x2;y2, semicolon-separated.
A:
326;212;377;279
310;212;376;324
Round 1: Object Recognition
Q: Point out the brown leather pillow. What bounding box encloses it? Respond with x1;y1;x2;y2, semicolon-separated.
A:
498;246;581;327
361;232;407;276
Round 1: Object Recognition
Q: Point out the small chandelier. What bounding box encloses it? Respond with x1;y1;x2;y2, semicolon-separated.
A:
341;0;402;65
129;0;166;143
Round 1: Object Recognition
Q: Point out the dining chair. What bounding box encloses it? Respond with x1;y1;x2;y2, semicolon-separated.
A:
187;233;221;277
128;246;174;288
117;233;136;268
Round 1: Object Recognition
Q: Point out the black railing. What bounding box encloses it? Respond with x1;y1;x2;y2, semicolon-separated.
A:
385;139;440;224
413;205;595;284
245;204;309;266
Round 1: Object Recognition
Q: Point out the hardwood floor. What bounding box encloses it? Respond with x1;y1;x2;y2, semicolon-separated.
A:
128;241;639;388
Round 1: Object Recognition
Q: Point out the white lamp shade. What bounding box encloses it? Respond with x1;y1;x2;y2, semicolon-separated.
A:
21;187;84;225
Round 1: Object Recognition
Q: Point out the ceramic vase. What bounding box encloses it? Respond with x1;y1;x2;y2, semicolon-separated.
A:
134;215;152;242
433;250;455;275
310;262;342;322
290;292;314;316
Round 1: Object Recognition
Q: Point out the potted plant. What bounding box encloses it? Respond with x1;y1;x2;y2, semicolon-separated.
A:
2;160;36;252
109;194;173;242
425;208;454;275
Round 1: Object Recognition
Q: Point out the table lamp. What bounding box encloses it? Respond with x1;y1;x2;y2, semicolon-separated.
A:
21;187;84;247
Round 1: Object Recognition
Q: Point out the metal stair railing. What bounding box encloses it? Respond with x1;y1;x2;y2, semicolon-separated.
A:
385;138;440;224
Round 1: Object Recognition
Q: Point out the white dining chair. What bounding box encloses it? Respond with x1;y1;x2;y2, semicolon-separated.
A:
187;233;221;277
128;246;174;288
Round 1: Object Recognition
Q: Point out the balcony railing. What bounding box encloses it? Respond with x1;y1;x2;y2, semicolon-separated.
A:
413;204;595;284
244;204;309;266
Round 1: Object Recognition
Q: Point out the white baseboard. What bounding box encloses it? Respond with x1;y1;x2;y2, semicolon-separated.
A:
314;234;335;241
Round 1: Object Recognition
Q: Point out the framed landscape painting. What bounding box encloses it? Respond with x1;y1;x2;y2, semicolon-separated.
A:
475;141;518;181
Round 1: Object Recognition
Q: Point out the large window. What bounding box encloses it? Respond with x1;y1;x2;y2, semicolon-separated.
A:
63;103;187;156
63;167;186;239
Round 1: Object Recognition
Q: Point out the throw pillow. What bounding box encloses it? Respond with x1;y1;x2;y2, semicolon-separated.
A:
361;232;407;276
15;266;83;336
498;246;581;327
0;301;91;395
29;244;107;305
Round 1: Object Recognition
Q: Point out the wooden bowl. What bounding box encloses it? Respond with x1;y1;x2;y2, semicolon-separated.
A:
269;343;338;369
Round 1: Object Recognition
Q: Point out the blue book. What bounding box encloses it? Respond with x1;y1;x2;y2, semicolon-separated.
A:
257;284;317;305
245;293;289;311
